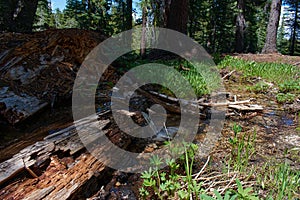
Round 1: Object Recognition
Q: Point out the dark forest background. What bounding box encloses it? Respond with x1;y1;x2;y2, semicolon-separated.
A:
0;0;300;55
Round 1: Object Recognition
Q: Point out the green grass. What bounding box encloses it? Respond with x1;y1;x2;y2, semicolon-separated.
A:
276;93;296;104
218;56;299;84
247;81;270;93
219;56;300;103
228;124;256;172
257;161;300;199
115;56;221;97
139;142;259;200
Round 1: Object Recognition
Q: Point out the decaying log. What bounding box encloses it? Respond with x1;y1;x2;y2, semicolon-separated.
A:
0;116;115;199
0;29;111;124
137;89;182;114
0;87;48;124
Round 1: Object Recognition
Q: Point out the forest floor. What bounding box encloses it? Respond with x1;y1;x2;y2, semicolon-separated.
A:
0;29;299;199
233;53;300;65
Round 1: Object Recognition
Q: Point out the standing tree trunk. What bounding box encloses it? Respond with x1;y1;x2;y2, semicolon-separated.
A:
140;5;147;58
0;0;39;32
290;1;298;55
262;0;282;53
125;0;132;30
235;0;246;53
164;0;189;34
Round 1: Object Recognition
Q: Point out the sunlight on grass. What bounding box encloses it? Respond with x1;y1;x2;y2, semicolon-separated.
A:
218;56;300;84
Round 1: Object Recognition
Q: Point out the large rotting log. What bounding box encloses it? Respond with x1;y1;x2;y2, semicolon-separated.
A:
0;116;132;199
0;29;109;124
0;87;48;124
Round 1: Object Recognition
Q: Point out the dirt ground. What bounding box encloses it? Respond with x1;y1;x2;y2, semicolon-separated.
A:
232;53;300;66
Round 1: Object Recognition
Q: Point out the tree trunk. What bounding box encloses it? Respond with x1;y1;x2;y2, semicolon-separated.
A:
262;0;282;54
0;0;39;32
235;0;246;53
140;5;147;58
125;0;132;30
290;1;298;55
164;0;189;34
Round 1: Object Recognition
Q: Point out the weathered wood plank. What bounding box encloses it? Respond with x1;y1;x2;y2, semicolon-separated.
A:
0;117;110;186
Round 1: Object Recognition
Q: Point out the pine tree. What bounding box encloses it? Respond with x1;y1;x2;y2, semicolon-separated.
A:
235;0;246;53
284;0;300;55
262;0;282;53
34;0;53;31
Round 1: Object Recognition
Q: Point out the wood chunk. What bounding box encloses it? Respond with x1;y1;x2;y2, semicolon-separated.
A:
228;104;263;111
23;186;56;200
0;157;24;185
0;118;110;187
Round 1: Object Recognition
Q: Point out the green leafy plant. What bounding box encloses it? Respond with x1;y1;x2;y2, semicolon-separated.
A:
200;190;238;200
231;179;259;200
247;81;270;93
139;142;203;200
276;93;295;103
228;124;256;171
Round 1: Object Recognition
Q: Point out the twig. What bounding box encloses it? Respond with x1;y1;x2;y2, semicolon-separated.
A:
292;61;300;66
193;156;210;180
222;70;236;79
219;173;237;194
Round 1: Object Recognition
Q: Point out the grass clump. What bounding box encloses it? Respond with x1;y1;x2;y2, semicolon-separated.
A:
278;80;300;93
257;161;300;199
276;93;295;104
117;56;222;97
228;124;256;172
218;56;299;84
247;81;270;93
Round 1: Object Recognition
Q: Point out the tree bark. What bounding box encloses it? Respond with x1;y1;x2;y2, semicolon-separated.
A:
167;0;189;34
262;0;282;54
125;0;132;30
235;0;246;53
290;1;298;55
165;0;189;34
140;5;147;58
0;0;39;32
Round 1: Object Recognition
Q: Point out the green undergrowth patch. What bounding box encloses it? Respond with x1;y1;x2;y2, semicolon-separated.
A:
115;55;221;97
218;56;299;84
257;161;300;199
219;56;300;103
246;81;270;94
139;123;300;199
139;141;259;200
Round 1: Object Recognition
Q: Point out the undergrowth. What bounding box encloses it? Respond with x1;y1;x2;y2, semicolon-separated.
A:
139;124;300;199
219;56;300;103
218;56;299;84
114;55;221;97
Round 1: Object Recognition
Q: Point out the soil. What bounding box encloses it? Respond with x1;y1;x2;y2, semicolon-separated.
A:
232;53;300;65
